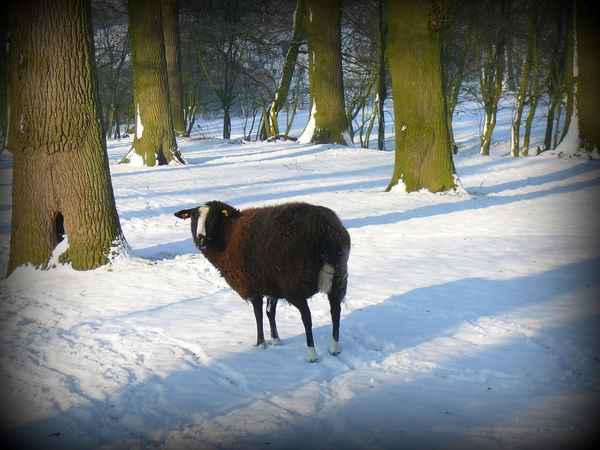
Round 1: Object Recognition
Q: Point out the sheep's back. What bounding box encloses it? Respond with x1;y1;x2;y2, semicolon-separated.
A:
238;203;348;299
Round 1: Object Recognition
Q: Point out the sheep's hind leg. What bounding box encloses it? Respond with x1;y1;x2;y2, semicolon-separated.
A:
328;297;341;356
266;297;281;346
251;297;267;348
293;298;317;362
328;272;347;356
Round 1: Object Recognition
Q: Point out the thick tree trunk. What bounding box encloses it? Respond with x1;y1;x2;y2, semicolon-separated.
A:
385;0;457;193
121;0;185;165
162;0;187;137
8;0;125;275
299;0;349;145
556;0;599;154
575;0;600;153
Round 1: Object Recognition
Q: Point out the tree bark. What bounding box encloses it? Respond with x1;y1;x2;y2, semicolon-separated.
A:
260;0;305;140
543;1;565;151
377;0;387;150
521;21;541;157
385;0;457;193
575;0;600;153
477;0;508;156
121;0;185;165
162;0;187;137
559;0;574;145
509;0;539;157
299;0;350;145
8;0;126;274
0;12;8;150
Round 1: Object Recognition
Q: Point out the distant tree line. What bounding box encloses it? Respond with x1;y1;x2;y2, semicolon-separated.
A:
2;0;597;274
85;0;591;156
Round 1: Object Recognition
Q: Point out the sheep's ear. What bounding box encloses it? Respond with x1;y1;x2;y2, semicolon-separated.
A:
221;209;229;218
174;209;192;220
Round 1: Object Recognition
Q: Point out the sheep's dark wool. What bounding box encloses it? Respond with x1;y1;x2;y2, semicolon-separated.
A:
175;201;351;362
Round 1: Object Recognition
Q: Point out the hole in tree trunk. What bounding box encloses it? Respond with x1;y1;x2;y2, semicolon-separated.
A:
55;212;65;243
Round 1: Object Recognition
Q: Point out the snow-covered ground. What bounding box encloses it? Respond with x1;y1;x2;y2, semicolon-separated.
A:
1;110;599;450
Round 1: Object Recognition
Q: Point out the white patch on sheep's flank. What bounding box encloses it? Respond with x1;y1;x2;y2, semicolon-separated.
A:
195;205;211;239
318;263;334;294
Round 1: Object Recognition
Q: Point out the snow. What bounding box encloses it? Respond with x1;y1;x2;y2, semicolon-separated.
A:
136;104;144;139
297;102;316;144
127;151;145;167
1;109;599;450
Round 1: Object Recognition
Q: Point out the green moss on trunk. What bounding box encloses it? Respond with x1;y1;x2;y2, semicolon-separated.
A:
385;0;457;193
8;0;125;275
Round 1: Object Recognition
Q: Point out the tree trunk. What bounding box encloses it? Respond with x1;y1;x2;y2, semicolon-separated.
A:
521;19;541;157
121;0;185;165
162;0;187;137
543;96;558;150
385;0;457;193
443;2;473;155
575;0;600;153
113;108;121;139
377;0;387;150
512;0;540;157
543;2;565;151
299;0;350;145
477;0;507;156
509;29;534;157
260;0;305;140
8;0;126;275
223;106;232;140
106;105;116;140
559;0;574;145
480;102;498;157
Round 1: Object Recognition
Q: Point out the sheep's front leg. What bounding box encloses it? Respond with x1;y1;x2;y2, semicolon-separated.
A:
251;297;267;348
266;297;281;346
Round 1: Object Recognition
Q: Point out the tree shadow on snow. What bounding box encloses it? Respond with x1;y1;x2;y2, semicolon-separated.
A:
344;164;600;230
2;256;599;449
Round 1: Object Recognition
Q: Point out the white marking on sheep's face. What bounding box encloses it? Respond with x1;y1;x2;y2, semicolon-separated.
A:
194;205;211;244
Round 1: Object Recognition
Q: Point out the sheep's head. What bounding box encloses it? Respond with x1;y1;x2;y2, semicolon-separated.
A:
175;201;239;250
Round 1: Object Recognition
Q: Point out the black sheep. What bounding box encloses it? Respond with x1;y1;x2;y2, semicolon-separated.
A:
175;201;350;362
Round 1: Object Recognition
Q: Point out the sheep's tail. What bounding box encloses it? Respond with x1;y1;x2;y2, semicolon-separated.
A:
313;206;350;295
317;230;350;295
318;263;335;294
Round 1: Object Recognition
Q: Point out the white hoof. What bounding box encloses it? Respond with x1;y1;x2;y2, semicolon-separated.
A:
329;339;341;356
305;347;318;363
271;337;282;346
